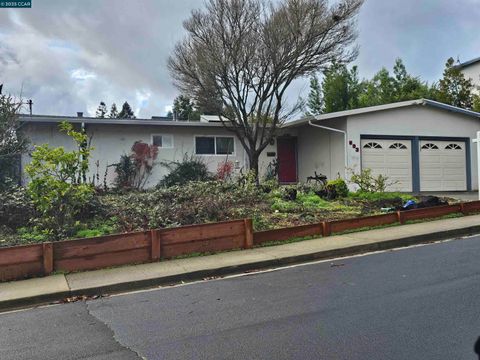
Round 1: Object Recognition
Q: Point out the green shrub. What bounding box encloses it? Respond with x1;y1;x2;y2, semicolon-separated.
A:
17;227;50;243
74;219;117;238
0;185;34;229
159;154;213;187
325;178;349;198
349;191;415;203
348;168;397;193
25;122;96;240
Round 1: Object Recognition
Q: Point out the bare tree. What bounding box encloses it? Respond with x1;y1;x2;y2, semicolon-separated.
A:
169;0;363;178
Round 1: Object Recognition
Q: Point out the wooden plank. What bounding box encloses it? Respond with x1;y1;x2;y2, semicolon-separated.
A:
322;222;331;237
329;213;399;234
401;204;462;222
55;247;151;272
159;220;245;245
42;242;53;275
54;232;149;259
462;200;480;214
151;230;161;261
0;244;43;266
253;223;322;245
162;235;244;258
244;219;253;249
0;261;43;282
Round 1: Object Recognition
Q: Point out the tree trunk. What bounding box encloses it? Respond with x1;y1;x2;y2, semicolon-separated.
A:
247;152;260;184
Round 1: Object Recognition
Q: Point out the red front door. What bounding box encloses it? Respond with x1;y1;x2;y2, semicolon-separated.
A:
277;137;297;183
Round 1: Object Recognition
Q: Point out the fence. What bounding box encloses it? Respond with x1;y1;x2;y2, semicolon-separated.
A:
1;201;480;282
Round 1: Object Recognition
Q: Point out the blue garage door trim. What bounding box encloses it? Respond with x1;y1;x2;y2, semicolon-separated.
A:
360;135;471;192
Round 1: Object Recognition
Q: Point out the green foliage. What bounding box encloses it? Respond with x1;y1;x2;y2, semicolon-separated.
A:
322;62;361;113
313;58;433;114
109;103;119;118
0;91;28;188
95;101;107;118
112;154;136;190
25;122;96;239
306;75;323;115
17;227;50;243
349;191;415;203
173;95;200;120
74;219;117;238
434;57;479;109
348;168;396;193
118;101;135;119
325;178;349;198
159;155;213;187
0;185;34;229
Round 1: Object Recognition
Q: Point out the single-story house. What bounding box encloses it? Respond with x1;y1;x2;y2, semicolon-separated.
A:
18;98;480;192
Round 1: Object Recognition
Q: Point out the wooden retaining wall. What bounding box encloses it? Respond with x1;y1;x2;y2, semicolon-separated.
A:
1;201;480;282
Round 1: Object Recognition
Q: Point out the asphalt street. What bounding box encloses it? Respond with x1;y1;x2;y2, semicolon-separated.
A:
1;235;480;359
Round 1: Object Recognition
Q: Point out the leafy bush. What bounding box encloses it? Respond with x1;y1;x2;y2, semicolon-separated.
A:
349;168;396;192
0;185;34;229
112;141;158;190
25;122;96;240
325;178;349;198
217;160;234;181
159;155;213;187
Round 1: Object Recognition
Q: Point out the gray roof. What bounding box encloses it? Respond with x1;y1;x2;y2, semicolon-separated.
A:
284;99;480;128
456;56;480;69
19;114;226;127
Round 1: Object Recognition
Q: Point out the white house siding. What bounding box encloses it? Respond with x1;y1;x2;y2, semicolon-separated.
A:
345;106;479;190
296;118;346;182
22;123;249;188
461;62;480;94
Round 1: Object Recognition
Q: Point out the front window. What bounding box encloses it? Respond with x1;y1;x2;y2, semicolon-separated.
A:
195;136;234;155
152;134;173;148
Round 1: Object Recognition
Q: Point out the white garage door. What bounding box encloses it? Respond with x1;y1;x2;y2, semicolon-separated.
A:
419;140;466;191
361;139;413;192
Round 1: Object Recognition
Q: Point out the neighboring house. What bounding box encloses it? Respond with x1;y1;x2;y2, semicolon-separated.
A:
19;98;480;192
457;56;480;93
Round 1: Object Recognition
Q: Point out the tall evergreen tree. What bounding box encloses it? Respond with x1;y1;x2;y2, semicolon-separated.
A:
95;101;107;118
306;75;323;115
435;57;476;109
118;101;135;119
173;95;200;120
109;103;119;118
322;63;361;113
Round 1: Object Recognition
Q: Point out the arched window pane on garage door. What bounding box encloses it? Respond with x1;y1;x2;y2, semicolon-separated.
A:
389;143;408;149
445;143;462;150
421;143;439;150
363;142;382;149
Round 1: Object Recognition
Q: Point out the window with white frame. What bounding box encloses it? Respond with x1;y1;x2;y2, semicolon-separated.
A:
195;136;234;155
152;134;173;148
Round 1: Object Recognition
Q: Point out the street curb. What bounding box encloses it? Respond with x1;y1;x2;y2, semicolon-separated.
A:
2;224;480;312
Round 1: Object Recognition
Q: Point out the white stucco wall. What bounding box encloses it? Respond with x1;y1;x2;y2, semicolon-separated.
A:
21;122;298;187
461;62;480;94
22;123;250;188
295;118;346;182
345;106;480;190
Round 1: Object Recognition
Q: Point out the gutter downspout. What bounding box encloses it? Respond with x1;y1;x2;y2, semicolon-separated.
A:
308;120;348;179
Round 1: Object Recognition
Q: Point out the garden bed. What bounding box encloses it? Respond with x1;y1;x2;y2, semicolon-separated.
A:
0;179;427;248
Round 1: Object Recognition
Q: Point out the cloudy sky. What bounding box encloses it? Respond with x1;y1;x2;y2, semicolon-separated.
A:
0;0;479;118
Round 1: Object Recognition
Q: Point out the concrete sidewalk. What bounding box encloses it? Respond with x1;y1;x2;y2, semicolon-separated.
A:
2;214;480;312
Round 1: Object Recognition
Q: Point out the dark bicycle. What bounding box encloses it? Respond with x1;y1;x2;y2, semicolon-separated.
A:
306;171;328;186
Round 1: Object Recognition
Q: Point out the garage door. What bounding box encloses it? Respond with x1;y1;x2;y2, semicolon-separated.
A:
419;140;466;191
361;139;413;192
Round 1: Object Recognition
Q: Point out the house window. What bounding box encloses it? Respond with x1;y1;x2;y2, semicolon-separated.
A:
421;143;439;150
363;142;382;149
445;143;462;150
389;143;408;149
152;134;173;148
195;136;235;155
